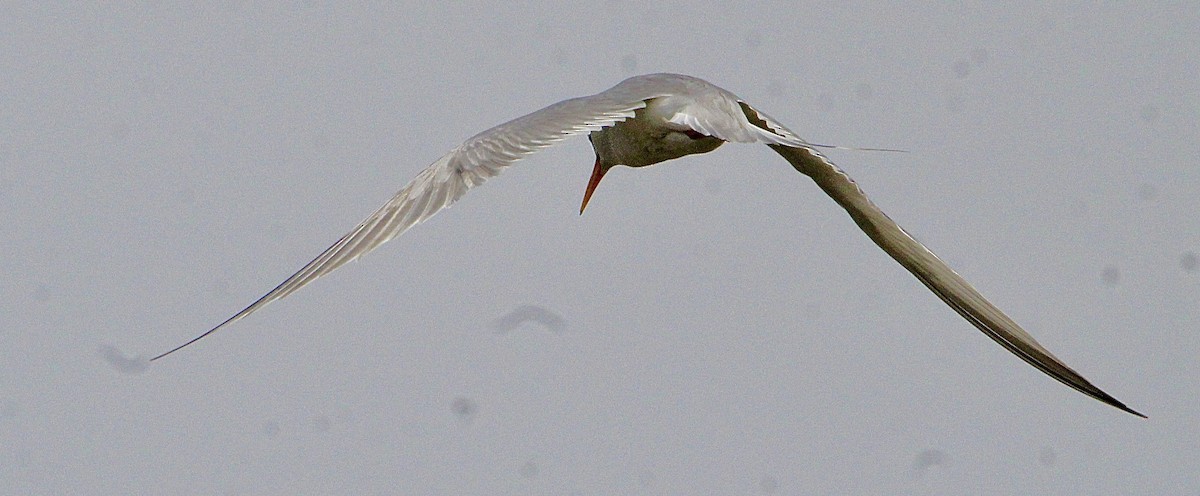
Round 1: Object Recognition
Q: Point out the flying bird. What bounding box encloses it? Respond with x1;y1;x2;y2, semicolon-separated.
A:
152;73;1142;417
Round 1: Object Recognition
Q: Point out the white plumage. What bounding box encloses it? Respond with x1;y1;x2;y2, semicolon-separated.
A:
152;73;1142;418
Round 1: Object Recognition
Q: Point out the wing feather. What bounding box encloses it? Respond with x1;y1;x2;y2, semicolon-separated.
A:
738;101;1143;417
151;81;676;361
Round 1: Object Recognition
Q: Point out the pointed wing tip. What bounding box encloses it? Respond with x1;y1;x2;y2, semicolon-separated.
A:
1080;379;1142;417
147;336;201;362
1107;397;1147;419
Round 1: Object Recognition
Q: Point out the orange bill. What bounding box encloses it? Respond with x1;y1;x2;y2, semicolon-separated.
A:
579;155;606;214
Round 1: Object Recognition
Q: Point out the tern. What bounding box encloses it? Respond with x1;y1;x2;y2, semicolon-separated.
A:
152;73;1142;417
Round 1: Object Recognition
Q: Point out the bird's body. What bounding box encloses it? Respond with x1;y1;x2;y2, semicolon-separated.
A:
152;73;1142;418
589;99;725;168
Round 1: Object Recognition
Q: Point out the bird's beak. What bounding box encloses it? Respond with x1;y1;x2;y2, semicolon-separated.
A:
579;155;606;215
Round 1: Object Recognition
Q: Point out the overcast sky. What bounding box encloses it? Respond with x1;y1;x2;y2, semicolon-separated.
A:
3;3;1198;494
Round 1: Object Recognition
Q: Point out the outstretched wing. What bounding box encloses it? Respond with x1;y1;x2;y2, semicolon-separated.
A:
152;80;680;361
738;102;1143;417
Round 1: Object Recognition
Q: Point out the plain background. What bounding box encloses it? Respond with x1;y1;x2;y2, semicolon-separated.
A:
3;3;1197;494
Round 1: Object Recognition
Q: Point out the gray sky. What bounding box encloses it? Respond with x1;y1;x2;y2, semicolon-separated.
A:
3;3;1197;494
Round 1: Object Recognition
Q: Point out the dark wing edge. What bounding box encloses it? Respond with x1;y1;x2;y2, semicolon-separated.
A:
739;102;1144;417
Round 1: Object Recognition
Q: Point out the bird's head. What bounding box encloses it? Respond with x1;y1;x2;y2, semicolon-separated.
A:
579;125;722;214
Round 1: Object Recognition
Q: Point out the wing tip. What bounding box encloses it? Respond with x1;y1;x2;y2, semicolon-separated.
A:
1097;393;1147;418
